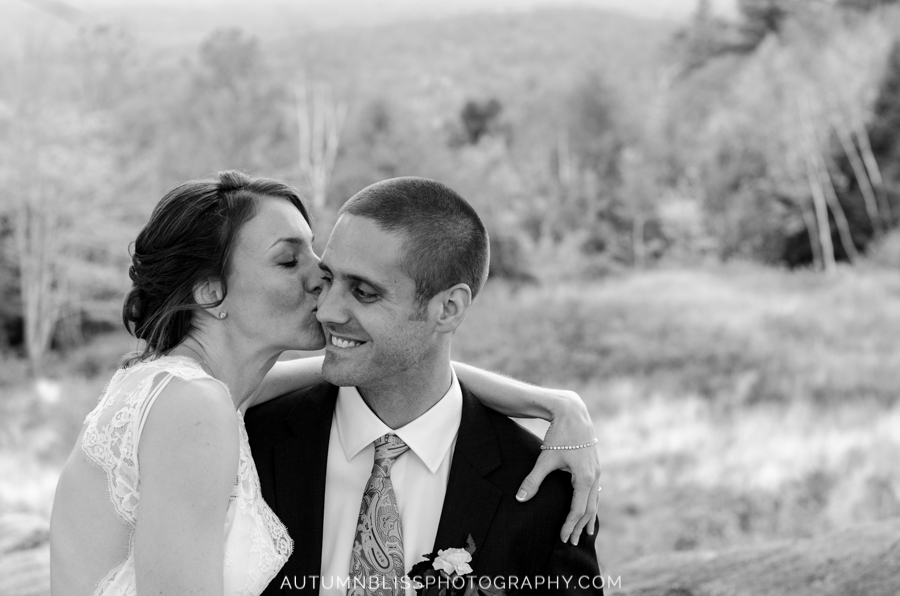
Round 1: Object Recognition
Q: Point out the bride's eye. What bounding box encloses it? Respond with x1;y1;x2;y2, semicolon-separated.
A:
279;259;298;268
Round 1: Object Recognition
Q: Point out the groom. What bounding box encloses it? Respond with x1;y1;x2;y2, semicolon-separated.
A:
246;177;602;595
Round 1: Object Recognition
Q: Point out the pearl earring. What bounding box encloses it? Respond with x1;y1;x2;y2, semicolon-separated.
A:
218;311;227;319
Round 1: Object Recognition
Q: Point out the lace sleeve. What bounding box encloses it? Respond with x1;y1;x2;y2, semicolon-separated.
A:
80;357;230;526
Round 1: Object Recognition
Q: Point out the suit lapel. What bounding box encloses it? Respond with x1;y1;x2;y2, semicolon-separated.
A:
273;383;338;589
433;384;503;567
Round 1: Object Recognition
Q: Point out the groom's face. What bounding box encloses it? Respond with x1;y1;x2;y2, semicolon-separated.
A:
316;214;437;388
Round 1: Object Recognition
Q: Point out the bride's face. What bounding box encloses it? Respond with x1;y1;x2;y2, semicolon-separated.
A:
219;195;325;352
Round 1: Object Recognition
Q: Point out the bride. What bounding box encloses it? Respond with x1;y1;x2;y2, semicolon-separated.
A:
49;171;601;596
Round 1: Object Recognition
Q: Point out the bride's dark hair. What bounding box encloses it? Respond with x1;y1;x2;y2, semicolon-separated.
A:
122;170;310;366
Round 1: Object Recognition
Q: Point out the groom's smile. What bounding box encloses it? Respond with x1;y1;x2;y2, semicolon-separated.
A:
329;334;365;349
316;214;437;390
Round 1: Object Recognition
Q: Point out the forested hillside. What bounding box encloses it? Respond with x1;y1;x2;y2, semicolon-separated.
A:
0;4;675;365
3;1;900;368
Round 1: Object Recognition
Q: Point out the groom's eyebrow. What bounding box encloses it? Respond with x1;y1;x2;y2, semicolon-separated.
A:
319;263;387;294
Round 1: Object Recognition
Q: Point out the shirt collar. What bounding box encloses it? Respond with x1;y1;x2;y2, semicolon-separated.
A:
334;371;462;474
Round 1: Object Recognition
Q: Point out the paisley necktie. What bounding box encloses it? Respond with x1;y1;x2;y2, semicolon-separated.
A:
348;433;410;596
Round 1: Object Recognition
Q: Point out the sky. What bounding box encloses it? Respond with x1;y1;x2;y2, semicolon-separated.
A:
287;0;739;27
5;0;740;52
54;0;740;29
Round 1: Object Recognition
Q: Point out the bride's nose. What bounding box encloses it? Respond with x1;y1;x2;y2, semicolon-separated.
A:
301;256;323;296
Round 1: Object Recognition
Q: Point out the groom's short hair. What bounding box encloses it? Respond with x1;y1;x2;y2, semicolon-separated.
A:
339;177;489;308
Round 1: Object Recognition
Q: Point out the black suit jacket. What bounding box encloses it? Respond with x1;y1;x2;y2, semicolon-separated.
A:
245;382;603;595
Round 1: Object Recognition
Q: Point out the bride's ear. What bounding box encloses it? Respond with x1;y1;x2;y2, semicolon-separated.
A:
193;279;225;315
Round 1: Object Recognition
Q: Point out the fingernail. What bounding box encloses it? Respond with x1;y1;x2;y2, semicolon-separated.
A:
572;537;579;546
516;489;527;501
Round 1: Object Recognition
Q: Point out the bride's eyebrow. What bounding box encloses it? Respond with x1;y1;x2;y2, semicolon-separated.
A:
268;237;307;250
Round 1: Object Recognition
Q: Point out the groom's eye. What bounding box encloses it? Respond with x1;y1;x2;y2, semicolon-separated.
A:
353;286;378;302
279;259;299;268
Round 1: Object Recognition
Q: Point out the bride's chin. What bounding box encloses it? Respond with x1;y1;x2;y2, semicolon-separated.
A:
297;328;326;351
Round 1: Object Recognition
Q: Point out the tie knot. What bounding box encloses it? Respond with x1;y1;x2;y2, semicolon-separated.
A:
374;433;409;465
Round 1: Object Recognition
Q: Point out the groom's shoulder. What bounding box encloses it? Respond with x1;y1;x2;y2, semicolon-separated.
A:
244;382;337;437
482;402;544;460
459;385;540;454
462;387;571;501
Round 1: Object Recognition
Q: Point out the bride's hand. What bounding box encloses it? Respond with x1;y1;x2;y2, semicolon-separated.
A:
515;389;601;545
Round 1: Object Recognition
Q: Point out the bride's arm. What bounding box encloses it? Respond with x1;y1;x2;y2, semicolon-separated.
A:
247;356;601;544
453;362;601;545
135;379;238;595
240;355;325;414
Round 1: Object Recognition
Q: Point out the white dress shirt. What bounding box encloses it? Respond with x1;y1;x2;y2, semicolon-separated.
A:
319;373;463;596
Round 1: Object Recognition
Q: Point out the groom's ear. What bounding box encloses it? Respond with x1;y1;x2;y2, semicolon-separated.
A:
432;283;472;333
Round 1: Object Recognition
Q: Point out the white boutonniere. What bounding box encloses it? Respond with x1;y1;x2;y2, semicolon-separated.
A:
433;547;474;576
409;535;506;596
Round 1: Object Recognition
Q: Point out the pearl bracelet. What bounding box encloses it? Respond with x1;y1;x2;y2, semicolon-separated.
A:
540;437;598;450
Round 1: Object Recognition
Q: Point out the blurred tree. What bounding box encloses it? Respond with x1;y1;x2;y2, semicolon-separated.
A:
674;0;814;77
0;213;21;351
296;79;347;213
667;0;900;267
163;28;293;178
829;103;885;236
800;93;860;263
737;0;791;48
672;0;742;76
2;106;119;372
74;24;134;109
0;22;129;372
331;97;401;199
199;28;261;86
619;148;659;268
459;99;503;145
566;74;621;180
868;38;900;203
838;0;900;11
332;97;428;195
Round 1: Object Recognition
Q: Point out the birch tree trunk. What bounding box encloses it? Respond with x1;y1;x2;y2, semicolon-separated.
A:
296;81;348;212
803;96;857;261
804;156;837;273
795;95;837;272
816;154;858;261
850;108;893;223
6;102;64;373
830;110;883;235
778;109;824;270
633;214;646;269
799;199;824;270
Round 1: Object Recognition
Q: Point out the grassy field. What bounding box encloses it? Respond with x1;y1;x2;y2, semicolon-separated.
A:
454;264;900;574
1;264;899;575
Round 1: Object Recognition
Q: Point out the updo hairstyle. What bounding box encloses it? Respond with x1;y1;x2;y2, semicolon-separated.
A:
122;170;310;366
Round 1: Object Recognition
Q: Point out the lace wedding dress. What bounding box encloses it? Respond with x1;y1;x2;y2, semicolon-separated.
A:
78;356;292;596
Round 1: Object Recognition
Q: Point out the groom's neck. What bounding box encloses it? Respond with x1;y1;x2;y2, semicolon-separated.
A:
357;358;453;429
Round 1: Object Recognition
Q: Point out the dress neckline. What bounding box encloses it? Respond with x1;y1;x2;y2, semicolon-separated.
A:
131;354;236;404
